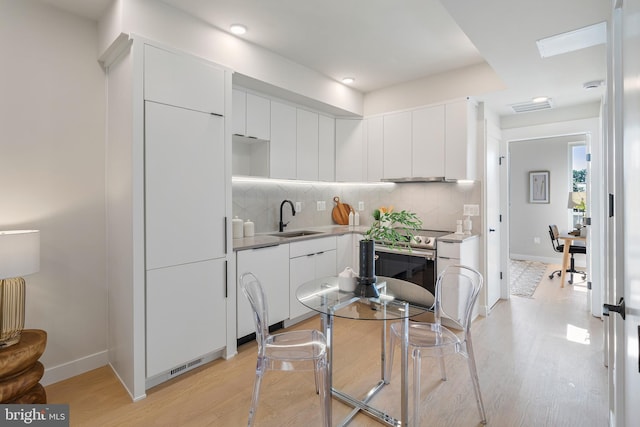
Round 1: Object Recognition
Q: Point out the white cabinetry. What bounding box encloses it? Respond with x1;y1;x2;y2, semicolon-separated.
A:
382;111;412;180
336;233;364;274
365;117;384;182
318;114;335;181
412;105;445;178
232;89;270;140
437;236;480;276
335;119;364;182
142;44;230;384
289;237;337;320
236;244;290;339
270;100;297;179
445;98;477;181
296;109;319;181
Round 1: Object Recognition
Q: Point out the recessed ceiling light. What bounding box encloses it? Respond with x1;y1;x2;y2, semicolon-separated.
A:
532;96;549;103
342;77;355;84
230;24;247;35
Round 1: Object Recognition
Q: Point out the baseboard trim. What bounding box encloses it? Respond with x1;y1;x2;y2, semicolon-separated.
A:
42;350;109;386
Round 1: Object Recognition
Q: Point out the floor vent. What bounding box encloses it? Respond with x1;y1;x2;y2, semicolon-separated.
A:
510;99;554;113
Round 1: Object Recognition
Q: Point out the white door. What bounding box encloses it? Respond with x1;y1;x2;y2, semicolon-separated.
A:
485;122;501;309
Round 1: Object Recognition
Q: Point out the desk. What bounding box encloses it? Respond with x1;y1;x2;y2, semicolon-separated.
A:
558;235;586;287
297;276;430;427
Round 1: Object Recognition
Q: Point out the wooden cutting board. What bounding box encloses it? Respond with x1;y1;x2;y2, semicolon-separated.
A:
332;196;352;225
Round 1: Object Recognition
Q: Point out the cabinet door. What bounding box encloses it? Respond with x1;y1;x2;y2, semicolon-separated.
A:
289;255;316;319
412;105;445;178
336;234;354;273
144;44;224;115
146;259;226;378
296;109;319;181
145;102;226;270
232;89;246;136
445;99;477;180
366;117;384;182
246;93;270;140
316;249;337;279
270;100;297;179
335;119;364;182
237;245;290;338
383;111;412;179
318;114;335;182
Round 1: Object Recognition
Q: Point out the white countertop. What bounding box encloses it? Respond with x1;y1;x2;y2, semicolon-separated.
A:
233;225;369;251
438;233;479;243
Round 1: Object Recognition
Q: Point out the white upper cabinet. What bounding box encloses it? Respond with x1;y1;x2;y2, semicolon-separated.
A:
365;116;384;182
318;114;335;182
144;45;224;115
335;119;364;182
383;111;412;180
296;108;319;181
445;98;478;180
412;104;445;178
270;100;297;179
233;89;270;140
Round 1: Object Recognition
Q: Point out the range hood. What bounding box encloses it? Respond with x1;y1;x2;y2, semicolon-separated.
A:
381;176;456;183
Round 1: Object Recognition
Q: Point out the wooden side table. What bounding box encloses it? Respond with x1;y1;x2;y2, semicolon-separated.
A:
0;329;47;403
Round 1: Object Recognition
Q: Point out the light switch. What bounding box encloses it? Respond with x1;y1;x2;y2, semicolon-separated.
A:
295;202;302;212
358;201;365;211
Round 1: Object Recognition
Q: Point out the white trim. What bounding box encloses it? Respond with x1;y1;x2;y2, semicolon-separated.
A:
42;351;108;386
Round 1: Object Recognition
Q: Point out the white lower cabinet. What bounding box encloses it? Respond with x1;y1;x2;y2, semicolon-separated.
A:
437;236;480;276
146;259;226;378
236;244;290;339
336;233;364;274
289;237;337;320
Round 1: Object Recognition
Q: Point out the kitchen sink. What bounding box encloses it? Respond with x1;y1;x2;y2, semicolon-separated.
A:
268;230;324;238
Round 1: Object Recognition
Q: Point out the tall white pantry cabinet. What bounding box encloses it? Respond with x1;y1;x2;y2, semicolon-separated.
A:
104;37;233;399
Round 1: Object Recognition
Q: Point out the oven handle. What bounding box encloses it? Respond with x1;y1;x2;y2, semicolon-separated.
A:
375;246;436;260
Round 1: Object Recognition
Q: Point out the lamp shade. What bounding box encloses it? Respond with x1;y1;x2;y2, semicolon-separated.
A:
568;192;586;210
0;230;40;280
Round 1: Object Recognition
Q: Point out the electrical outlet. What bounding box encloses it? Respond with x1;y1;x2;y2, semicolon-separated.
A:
358;201;365;211
317;201;323;211
321;201;326;210
534;237;541;244
295;202;302;212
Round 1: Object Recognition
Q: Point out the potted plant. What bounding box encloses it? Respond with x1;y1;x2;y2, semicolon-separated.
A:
356;207;423;297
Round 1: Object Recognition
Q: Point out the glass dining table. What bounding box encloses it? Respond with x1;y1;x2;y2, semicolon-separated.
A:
296;276;432;427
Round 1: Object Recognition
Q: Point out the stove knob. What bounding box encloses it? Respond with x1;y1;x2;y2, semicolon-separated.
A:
415;236;423;244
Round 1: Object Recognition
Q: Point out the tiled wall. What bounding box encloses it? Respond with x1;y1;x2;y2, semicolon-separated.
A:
232;178;482;234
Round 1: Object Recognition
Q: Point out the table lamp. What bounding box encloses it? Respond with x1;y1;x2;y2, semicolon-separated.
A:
568;191;587;211
0;230;40;348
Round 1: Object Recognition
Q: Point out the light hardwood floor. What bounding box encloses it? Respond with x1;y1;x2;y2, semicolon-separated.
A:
46;264;607;426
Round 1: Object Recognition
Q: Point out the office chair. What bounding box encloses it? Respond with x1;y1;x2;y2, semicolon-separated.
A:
548;225;587;284
240;272;330;427
386;265;487;426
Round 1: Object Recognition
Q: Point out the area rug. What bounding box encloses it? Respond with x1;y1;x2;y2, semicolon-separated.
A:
510;260;548;298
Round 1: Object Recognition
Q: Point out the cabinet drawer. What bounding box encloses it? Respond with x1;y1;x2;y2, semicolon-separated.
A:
290;236;337;258
437;240;461;259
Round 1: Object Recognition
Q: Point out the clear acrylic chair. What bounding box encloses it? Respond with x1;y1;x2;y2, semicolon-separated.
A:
386;265;487;425
240;272;330;427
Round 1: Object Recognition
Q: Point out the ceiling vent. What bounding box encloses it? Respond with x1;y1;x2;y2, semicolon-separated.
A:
510;98;554;113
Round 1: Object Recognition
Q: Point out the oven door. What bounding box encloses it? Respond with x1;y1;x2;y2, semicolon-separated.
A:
374;247;436;297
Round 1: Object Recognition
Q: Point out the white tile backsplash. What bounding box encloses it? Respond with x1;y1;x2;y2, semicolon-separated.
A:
232;180;481;234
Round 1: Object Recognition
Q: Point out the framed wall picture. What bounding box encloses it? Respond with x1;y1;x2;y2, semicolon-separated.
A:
529;171;550;203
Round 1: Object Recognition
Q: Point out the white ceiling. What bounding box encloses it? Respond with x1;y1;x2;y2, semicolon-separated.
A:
41;0;610;117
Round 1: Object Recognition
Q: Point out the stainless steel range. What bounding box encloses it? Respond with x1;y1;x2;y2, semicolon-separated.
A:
374;229;452;300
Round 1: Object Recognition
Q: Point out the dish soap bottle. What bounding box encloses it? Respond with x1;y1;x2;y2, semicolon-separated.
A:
348;210;354;226
354;211;360;226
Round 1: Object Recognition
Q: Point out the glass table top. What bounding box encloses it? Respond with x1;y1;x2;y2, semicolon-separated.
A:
296;276;432;321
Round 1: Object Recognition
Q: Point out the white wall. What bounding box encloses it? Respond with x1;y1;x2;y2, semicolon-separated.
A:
508;137;574;261
363;62;505;116
0;0;107;384
98;0;363;117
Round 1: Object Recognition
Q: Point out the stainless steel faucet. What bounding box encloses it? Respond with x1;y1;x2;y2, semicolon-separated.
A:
279;200;296;232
